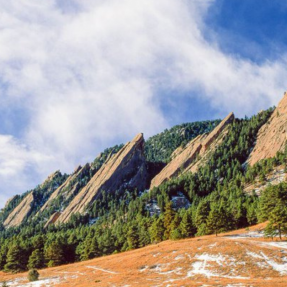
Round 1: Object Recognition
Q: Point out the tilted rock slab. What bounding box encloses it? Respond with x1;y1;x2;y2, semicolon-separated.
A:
44;212;62;228
150;113;234;189
56;133;148;224
40;163;91;213
150;134;207;189
3;170;62;228
248;92;287;166
3;192;34;228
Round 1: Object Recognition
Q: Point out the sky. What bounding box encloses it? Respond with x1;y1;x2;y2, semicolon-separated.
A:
1;0;287;207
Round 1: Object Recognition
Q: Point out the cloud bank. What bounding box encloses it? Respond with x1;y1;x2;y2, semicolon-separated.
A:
0;0;286;206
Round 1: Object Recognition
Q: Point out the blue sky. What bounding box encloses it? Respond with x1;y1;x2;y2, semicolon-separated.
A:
0;0;287;207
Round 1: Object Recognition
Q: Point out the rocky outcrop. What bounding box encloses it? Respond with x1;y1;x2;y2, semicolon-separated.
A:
44;212;62;228
150;134;207;188
3;192;34;228
56;133;148;224
248;93;287;166
150;113;234;189
200;112;234;154
40;163;91;213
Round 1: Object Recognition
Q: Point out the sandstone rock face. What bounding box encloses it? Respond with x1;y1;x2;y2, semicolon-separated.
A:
40;163;91;213
150;134;207;189
200;112;234;154
4;192;34;228
56;133;148;224
248;93;287;166
150;113;234;189
44;212;62;228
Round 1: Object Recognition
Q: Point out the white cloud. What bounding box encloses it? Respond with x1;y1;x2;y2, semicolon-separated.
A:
0;0;286;207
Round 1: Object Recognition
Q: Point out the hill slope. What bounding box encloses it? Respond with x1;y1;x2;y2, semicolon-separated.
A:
1;224;287;287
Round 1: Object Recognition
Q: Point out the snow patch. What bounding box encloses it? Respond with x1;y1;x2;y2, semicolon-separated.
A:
8;277;60;287
86;266;118;274
260;252;287;275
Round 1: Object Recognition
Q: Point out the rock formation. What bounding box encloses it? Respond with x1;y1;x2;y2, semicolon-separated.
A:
56;133;148;224
44;212;62;228
248;93;287;166
3;192;34;228
150;113;234;189
40;163;91;213
3;170;63;228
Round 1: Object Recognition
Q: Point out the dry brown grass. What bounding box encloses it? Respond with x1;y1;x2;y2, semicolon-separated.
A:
1;223;287;287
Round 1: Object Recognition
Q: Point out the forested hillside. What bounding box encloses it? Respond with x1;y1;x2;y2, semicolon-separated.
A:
145;120;221;163
1;107;287;274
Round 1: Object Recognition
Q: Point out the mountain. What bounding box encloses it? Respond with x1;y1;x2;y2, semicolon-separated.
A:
0;120;219;228
150;113;234;189
0;93;287;278
248;92;287;166
2;171;66;228
56;133;148;224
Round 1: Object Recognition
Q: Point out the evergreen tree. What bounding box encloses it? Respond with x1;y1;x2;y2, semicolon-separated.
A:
195;200;210;236
4;244;26;273
163;202;175;239
179;211;195;238
149;216;165;243
127;224;139;250
206;205;229;236
45;241;65;267
259;183;287;240
28;249;45;269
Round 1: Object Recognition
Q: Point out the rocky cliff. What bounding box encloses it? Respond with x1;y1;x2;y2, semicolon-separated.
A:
248;93;287;166
56;133;148;224
3;171;64;228
3;192;34;228
150;113;234;189
39;163;91;214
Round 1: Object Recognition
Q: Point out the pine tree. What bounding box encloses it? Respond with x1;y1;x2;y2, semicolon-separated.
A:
259;183;287;240
28;249;45;269
149;216;165;243
195;200;210;236
127;224;139;250
45;241;65;267
179;211;195;238
163;202;175;239
4;244;26;273
206;205;229;236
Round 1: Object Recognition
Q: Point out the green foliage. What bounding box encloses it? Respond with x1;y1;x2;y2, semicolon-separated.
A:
45;240;65;267
259;183;287;240
145;120;221;163
28;269;39;282
4;244;27;273
1;107;284;273
1;281;8;287
28;249;45;270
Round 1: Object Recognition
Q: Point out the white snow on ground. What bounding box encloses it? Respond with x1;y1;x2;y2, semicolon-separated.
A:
174;255;185;260
8;277;60;287
187;253;249;280
227;231;264;239
260;241;287;250
86;266;118;274
246;251;264;259
260;252;287;275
